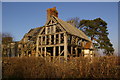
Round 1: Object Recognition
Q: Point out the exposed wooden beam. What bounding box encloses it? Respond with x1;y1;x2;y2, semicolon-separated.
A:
53;25;56;33
41;47;43;57
53;46;56;60
41;36;43;45
45;27;48;34
45;47;47;60
49;35;51;45
38;27;45;35
45;36;47;45
38;31;65;37
54;34;56;44
36;36;39;57
59;34;61;44
59;46;61;62
76;37;78;45
75;47;78;57
71;46;73;57
64;33;67;61
59;50;64;56
39;43;64;47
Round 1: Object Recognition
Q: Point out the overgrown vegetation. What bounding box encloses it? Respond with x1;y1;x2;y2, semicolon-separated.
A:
2;56;119;79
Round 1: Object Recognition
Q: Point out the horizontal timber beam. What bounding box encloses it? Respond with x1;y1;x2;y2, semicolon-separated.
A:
38;32;66;37
39;43;64;47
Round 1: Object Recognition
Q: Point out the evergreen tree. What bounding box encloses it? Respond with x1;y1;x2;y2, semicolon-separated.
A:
80;18;114;55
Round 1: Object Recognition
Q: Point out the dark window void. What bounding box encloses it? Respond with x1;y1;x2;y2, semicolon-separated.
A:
46;47;53;56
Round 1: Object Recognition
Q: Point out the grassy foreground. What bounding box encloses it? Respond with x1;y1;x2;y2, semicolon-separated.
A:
2;56;120;79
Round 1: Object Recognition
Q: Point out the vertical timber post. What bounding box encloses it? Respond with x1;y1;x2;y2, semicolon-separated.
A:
71;46;73;57
40;36;43;57
59;34;61;62
45;27;48;34
64;33;67;61
45;47;46;60
53;46;56;61
41;47;43;57
59;46;61;62
45;35;47;60
41;36;43;45
36;36;39;57
75;47;78;57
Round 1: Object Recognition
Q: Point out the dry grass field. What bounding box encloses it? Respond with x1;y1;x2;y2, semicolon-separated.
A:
2;56;120;79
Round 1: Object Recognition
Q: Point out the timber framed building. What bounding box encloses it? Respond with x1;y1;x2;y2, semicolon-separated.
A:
2;7;95;60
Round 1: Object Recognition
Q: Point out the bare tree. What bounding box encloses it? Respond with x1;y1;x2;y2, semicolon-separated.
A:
2;32;13;44
66;17;80;28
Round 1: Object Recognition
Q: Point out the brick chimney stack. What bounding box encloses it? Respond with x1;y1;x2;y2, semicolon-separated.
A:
47;7;58;21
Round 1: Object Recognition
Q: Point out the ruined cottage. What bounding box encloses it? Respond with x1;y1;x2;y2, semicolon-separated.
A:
2;7;95;60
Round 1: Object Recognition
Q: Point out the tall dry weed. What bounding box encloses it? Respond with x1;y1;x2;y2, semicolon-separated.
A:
2;56;120;78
